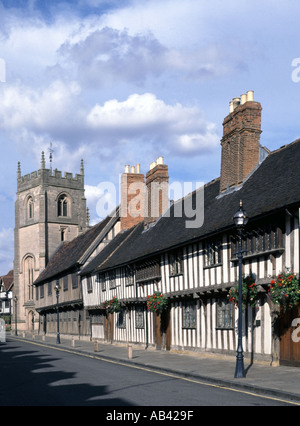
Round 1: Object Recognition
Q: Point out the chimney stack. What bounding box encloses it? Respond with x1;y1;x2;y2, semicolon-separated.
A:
220;90;262;192
120;164;145;230
145;157;169;226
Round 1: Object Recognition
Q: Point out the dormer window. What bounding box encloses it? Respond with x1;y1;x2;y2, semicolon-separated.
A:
58;194;69;217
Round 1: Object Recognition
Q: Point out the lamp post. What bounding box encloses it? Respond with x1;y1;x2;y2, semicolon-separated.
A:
55;281;61;344
233;201;248;378
14;296;18;336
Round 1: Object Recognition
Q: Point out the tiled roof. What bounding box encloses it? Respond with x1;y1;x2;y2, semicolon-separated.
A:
0;270;14;291
34;214;113;284
81;139;300;275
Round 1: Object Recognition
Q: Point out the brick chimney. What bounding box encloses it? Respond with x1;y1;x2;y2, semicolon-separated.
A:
145;156;169;226
220;90;262;192
120;164;145;230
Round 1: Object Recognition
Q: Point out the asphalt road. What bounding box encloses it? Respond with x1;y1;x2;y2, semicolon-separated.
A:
0;338;295;408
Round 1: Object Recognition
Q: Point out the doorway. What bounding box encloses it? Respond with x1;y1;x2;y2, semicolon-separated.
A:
280;302;300;366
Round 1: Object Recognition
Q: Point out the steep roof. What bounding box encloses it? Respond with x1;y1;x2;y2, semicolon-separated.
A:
34;213;114;285
0;270;14;291
80;139;300;275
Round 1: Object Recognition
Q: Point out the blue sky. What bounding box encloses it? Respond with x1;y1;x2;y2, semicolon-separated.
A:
1;0;300;273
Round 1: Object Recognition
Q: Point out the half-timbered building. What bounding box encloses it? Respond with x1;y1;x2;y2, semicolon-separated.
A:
80;91;300;366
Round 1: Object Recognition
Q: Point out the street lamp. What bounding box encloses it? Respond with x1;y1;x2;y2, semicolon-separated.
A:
233;201;248;378
14;296;18;336
55;281;61;344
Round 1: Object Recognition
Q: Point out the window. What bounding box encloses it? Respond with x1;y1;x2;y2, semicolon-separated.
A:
87;275;93;293
136;258;161;283
60;227;67;242
125;266;134;286
217;298;233;329
135;305;144;329
58;194;69;217
108;271;116;289
231;222;283;258
40;284;44;299
72;273;78;289
48;281;52;296
169;251;183;276
24;256;34;300
63;275;68;291
204;240;221;267
182;302;196;329
117;310;126;328
27;196;34;220
97;274;106;291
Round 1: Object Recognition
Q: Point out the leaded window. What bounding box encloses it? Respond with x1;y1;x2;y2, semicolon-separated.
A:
125;266;134;286
169;251;183;276
217;298;233;329
136;258;161;283
204;240;221;267
97;273;106;291
231;222;283;258
48;281;52;296
135;305;144;329
182;302;196;329
117;310;126;328
72;273;78;289
63;275;68;291
87;275;92;293
108;270;116;289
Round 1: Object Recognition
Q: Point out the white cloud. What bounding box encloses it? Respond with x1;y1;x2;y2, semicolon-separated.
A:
86;93;219;155
0;80;81;130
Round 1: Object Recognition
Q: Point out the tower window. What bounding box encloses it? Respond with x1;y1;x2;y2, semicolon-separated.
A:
27;196;34;220
58;195;69;217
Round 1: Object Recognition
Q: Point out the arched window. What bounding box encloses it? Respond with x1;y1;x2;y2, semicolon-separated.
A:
58;194;69;217
24;256;34;300
27;196;34;220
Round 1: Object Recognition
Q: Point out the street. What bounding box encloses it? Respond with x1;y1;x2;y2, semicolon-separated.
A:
0;338;296;408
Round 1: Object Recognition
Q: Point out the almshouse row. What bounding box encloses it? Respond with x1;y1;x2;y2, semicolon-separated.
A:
29;91;300;366
77;206;298;364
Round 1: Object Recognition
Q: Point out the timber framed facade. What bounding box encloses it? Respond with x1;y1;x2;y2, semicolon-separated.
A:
33;91;300;366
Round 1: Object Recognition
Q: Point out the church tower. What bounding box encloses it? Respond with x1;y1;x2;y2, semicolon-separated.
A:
14;153;89;332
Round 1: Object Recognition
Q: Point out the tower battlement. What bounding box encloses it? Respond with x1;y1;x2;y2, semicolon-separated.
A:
17;154;84;192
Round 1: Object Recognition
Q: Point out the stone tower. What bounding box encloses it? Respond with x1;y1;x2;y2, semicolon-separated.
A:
14;153;89;332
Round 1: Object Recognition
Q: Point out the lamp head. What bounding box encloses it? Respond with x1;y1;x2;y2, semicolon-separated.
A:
233;200;248;229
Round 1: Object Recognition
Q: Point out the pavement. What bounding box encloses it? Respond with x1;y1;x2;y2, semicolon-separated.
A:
7;332;300;404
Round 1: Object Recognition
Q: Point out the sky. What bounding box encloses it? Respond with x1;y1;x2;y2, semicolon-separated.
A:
0;0;300;274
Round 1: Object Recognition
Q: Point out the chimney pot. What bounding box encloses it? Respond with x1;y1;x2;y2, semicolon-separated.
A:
232;97;240;110
125;165;130;173
131;166;135;173
246;90;254;102
240;94;247;105
136;163;141;174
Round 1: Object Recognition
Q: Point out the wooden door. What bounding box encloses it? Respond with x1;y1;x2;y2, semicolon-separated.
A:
104;313;114;343
280;302;300;366
154;309;171;350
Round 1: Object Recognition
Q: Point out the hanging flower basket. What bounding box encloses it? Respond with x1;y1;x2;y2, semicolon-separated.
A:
268;269;300;312
228;274;258;308
102;297;121;314
147;291;168;313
